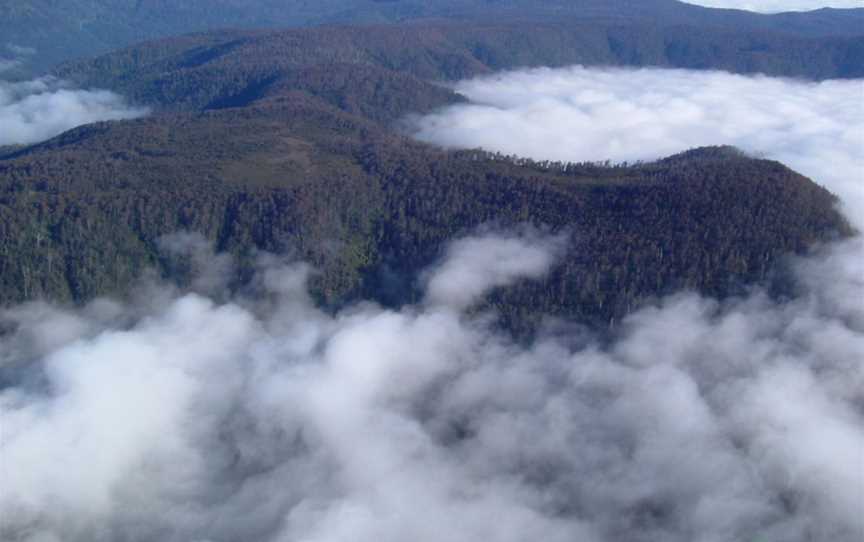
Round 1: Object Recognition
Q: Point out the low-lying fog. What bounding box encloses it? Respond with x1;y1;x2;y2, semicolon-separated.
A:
0;76;147;147
2;66;862;541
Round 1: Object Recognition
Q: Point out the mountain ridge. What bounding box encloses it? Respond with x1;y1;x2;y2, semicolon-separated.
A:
39;18;862;148
2;0;862;76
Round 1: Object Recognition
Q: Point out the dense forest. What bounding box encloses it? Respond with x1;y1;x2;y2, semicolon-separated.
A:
55;20;864;98
1;15;859;328
0;75;851;328
1;0;863;76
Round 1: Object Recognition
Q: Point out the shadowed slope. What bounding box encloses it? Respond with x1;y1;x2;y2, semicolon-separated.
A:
56;21;864;111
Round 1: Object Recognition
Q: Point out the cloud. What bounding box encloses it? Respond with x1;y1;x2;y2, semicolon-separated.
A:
2;66;863;541
0;77;148;147
0;59;20;73
410;66;864;228
682;0;864;12
1;227;862;542
423;227;568;310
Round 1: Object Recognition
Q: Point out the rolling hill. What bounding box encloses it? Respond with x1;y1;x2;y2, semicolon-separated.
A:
1;0;862;76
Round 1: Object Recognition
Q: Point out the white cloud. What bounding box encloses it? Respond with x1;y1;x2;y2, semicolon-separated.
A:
2;66;863;541
423;227;568;310
683;0;864;12
1;228;862;541
0;59;20;73
0;77;147;146
410;66;864;228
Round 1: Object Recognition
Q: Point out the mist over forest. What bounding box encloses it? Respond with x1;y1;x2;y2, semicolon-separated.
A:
1;1;862;541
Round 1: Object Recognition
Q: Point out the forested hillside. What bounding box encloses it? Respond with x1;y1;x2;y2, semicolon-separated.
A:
1;0;862;76
0;16;857;328
54;21;864;117
0;87;850;327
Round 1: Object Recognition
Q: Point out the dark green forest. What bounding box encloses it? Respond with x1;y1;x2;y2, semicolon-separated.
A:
1;14;860;328
56;20;864;94
0;76;851;327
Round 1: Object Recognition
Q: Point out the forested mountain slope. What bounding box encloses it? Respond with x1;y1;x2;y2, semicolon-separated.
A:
55;20;864;117
0;88;850;327
2;0;862;76
0;17;856;328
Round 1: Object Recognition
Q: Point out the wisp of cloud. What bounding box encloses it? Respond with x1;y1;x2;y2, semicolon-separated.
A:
0;77;147;146
0;59;19;74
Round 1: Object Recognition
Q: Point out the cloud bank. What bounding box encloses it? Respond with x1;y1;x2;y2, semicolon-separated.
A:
2;67;863;541
411;66;864;226
683;0;864;11
0;77;147;147
1;228;863;542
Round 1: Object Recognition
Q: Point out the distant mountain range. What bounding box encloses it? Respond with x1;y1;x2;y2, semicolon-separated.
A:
1;0;863;76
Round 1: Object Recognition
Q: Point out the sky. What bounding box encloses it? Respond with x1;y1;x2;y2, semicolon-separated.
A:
1;65;863;541
683;0;864;11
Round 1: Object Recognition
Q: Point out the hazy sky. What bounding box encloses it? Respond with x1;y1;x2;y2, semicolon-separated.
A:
684;0;863;11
